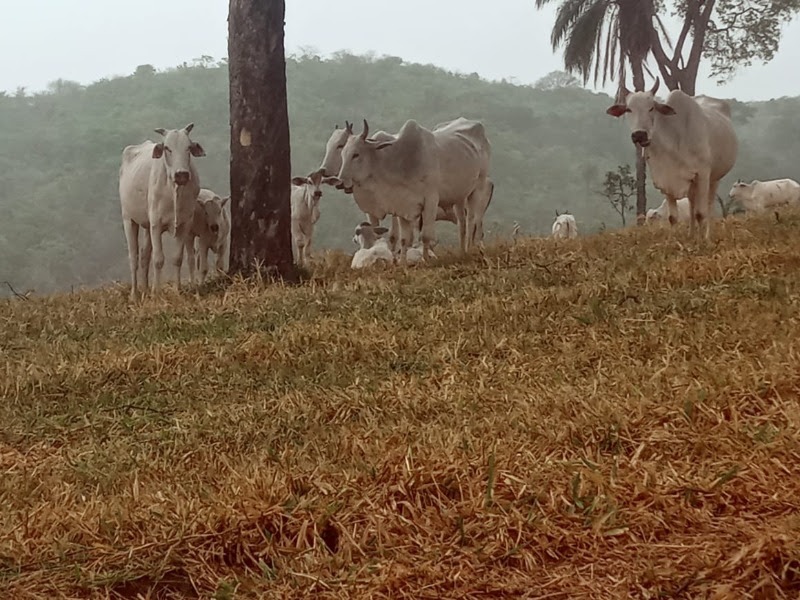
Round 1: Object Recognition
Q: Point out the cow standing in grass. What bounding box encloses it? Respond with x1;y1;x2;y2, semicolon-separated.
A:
119;123;206;299
191;188;230;284
606;79;738;241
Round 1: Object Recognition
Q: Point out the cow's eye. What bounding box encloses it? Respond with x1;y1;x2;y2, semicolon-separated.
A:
648;107;654;112
337;144;345;149
353;153;360;159
164;146;172;153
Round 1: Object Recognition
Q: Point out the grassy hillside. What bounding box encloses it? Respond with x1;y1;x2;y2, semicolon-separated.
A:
2;214;800;598
2;52;800;295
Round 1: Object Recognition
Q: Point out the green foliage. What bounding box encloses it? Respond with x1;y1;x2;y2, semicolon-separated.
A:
1;52;800;295
600;165;636;226
700;0;800;83
534;70;583;90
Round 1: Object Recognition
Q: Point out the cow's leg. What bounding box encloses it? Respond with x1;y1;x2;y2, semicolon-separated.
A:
389;215;400;254
397;218;413;265
150;224;165;294
198;242;210;284
420;193;439;261
666;196;680;227
703;179;720;242
172;224;190;291
123;219;139;301
215;244;226;275
186;237;196;286
140;227;152;292
454;201;468;254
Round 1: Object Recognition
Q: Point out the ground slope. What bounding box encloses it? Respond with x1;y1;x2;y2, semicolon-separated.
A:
1;214;799;599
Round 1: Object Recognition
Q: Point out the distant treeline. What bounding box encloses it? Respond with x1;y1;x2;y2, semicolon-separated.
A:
1;52;798;294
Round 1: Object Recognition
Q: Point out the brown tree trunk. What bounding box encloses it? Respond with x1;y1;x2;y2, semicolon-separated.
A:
630;59;648;225
228;0;296;281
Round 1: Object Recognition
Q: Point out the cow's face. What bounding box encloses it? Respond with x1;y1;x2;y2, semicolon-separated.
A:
338;120;393;192
645;209;661;223
292;169;340;207
200;194;228;236
606;79;676;148
152;123;206;186
352;221;388;250
729;181;751;200
320;122;353;178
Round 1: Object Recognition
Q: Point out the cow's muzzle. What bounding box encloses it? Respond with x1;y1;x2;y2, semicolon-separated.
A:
631;131;650;147
313;192;322;199
210;224;219;234
174;170;190;186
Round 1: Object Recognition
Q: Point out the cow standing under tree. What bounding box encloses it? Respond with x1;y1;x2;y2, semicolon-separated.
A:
606;78;738;241
228;0;295;280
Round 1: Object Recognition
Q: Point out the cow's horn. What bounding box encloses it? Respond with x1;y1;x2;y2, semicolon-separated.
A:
184;123;194;133
649;78;660;96
345;120;353;133
361;119;369;141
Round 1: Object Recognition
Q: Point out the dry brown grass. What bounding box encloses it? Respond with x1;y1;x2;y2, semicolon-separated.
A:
2;212;800;599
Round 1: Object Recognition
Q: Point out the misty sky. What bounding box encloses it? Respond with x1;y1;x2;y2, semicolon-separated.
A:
2;0;800;101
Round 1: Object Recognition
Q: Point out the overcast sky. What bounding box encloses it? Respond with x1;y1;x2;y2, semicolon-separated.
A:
2;0;799;101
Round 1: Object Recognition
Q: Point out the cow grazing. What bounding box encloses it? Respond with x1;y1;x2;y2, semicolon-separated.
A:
290;169;339;266
646;197;691;225
728;178;800;213
606;79;738;240
337;119;440;263
191;189;230;284
119;123;206;299
351;222;394;269
552;212;578;239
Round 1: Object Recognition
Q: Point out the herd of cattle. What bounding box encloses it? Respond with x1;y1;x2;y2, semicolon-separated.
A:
118;78;800;300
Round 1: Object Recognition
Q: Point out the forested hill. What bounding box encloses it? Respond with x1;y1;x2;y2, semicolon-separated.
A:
1;52;799;294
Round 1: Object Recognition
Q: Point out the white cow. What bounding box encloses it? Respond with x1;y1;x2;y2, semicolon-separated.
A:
728;178;800;213
606;78;738;240
646;197;691;224
552;212;578;239
351;222;395;269
290;169;338;266
190;189;230;284
119;123;206;299
336;119;440;263
319;117;493;253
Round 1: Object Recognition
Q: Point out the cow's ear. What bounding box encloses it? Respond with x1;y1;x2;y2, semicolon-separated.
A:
375;141;394;151
322;176;341;187
605;104;629;118
154;128;167;137
221;196;230;207
291;176;307;186
374;226;389;235
152;143;165;159
654;102;676;116
190;142;206;157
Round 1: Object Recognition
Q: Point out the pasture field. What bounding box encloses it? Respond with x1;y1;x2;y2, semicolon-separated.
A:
2;214;800;599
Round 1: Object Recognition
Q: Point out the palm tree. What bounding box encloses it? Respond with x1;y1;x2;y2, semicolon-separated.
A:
535;0;656;222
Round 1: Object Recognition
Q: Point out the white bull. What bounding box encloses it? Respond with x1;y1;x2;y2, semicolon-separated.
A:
119;123;206;300
606;78;738;240
552;212;578;239
728;178;800;213
336;119;440;263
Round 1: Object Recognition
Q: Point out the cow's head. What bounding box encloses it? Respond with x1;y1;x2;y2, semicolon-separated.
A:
338;120;393;192
729;180;752;200
198;193;228;237
606;79;676;148
352;221;389;250
319;121;354;179
152;123;206;186
292;169;340;216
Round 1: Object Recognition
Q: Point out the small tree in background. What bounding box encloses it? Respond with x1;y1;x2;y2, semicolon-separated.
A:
534;70;582;90
600;165;636;227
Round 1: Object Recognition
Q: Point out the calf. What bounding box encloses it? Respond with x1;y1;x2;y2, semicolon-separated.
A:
351;222;394;269
291;169;339;266
190;189;230;284
728;178;800;213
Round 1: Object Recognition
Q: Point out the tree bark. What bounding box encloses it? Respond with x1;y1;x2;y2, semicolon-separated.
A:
630;59;648;224
228;0;296;281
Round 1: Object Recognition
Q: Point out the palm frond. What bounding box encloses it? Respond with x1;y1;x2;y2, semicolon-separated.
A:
550;0;598;50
